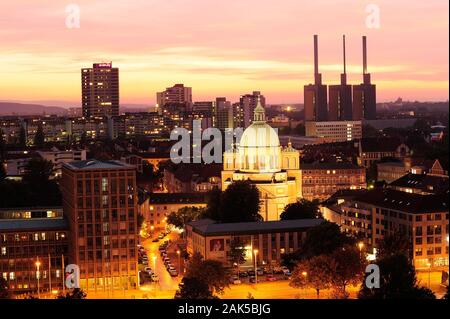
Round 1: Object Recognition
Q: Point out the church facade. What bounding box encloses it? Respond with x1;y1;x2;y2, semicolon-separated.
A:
221;100;302;221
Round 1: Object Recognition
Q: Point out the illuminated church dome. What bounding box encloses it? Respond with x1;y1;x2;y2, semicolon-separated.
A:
238;99;281;173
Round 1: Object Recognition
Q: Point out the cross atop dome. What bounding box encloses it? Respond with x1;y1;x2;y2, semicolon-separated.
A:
253;97;266;123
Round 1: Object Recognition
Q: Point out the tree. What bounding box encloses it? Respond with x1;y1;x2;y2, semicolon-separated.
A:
444;286;449;300
376;232;410;260
57;288;87;299
329;245;365;298
167;206;203;229
359;253;435;299
280;199;320;220
185;252;231;296
300;221;354;259
290;255;333;299
22;157;54;185
219;180;261;223
19;126;26;147
0;162;6;182
34;123;45;148
202;187;222;221
175;277;215;299
0;277;11;299
229;239;247;276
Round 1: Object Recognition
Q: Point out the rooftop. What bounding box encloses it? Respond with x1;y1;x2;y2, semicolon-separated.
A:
0;217;68;231
188;218;324;236
360;137;406;153
352;188;448;214
63;159;135;171
388;173;449;194
301;161;362;170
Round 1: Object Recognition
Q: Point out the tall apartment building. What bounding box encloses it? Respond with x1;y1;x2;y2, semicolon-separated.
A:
214;97;233;131
238;91;266;128
304;35;328;122
352;36;376;120
81;62;119;117
156;84;192;109
61;160;139;291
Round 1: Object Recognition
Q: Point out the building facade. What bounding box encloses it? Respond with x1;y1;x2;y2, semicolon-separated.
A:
81;62;119;117
305;120;362;143
61;160;138;291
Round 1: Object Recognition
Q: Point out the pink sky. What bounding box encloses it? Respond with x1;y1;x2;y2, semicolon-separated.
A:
0;0;448;106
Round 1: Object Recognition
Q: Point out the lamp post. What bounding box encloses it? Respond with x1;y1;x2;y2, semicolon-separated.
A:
301;271;308;299
253;249;258;284
358;242;364;258
176;250;181;274
427;262;432;289
150;225;154;239
35;260;41;299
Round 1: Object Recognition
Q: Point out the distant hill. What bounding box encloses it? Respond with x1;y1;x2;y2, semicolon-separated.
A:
0;102;67;116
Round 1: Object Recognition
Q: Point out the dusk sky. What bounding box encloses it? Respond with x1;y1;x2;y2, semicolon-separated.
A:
0;0;448;107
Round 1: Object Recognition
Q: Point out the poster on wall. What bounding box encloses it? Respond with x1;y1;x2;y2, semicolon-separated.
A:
210;238;224;252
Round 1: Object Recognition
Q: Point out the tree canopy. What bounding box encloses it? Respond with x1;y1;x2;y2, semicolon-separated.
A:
280;199;320;220
167;206;203;229
33;123;45;148
202;181;261;223
175;277;215;299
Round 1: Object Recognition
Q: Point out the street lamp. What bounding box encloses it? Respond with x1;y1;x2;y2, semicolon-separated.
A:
176;250;181;273
152;255;157;271
427;262;432;288
35;260;41;299
253;249;258;284
358;242;364;258
150;225;154;238
301;271;308;298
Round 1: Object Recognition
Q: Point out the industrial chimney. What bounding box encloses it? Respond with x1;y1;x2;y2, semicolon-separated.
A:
314;34;322;84
341;34;347;85
362;36;371;84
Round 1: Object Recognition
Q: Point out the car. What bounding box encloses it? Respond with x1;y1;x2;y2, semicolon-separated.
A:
158;245;166;251
142;260;148;266
266;274;277;282
151;274;159;282
249;276;257;283
231;276;241;285
163;256;170;262
158;234;164;239
256;268;264;276
144;267;152;273
248;269;255;276
281;267;290;275
152;238;159;242
239;271;248;278
169;269;178;277
284;271;292;277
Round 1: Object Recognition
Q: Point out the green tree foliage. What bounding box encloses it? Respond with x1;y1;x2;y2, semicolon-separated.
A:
0;277;11;299
185;252;231;296
359;253;435;299
280;199;320;220
290;255;333;298
175;277;215;299
167;206;203;229
329;245;366;298
33;123;45;148
57;288;87;299
376;232;410;260
300;221;354;259
202;181;261;223
229;239;247;276
22;157;54;185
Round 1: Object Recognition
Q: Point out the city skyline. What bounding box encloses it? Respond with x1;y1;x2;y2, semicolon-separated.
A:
0;0;448;106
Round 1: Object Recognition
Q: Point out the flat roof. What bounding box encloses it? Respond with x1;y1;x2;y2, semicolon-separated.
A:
0;217;68;231
188;218;324;236
63;159;135;171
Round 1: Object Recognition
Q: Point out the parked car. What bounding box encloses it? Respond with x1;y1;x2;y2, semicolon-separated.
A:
152;238;159;242
231;275;241;285
158;234;164;239
249;276;256;283
248;269;255;276
144;267;153;274
151;274;159;282
169;269;178;277
256;268;264;276
266;274;277;282
281;266;290;275
239;271;248;278
284;271;292;277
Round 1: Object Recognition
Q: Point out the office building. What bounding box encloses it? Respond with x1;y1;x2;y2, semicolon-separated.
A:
81;62;119;117
61;160;139;291
239;91;266;128
156;84;192;109
305;120;362;143
186;218;323;268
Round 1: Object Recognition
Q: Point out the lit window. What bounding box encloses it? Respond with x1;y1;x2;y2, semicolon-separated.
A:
9;272;15;280
1;247;6;255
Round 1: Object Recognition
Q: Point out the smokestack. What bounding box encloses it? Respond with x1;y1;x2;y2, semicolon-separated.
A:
341;34;347;84
363;35;367;74
362;36;371;84
314;34;321;84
